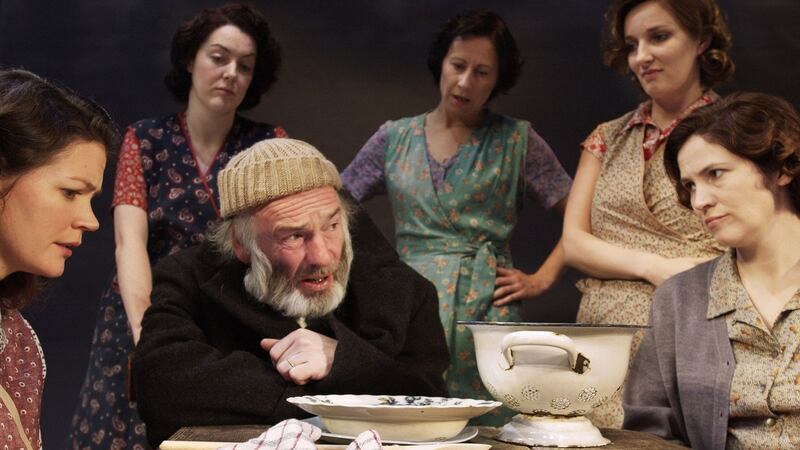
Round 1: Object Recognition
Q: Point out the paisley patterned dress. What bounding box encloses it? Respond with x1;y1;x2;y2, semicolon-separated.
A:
342;113;571;425
67;113;285;449
576;94;724;428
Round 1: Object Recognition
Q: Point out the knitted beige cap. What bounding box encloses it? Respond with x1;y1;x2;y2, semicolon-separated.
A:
218;138;342;219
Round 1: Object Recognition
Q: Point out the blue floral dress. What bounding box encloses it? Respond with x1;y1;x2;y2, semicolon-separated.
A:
342;112;571;425
67;113;285;449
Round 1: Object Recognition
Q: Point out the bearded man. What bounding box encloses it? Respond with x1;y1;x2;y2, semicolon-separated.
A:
133;138;449;446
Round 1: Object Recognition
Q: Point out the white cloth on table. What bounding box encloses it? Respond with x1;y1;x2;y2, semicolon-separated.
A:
217;419;382;450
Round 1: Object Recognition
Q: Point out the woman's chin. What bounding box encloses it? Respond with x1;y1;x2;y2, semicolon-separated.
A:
710;232;744;250
34;262;66;278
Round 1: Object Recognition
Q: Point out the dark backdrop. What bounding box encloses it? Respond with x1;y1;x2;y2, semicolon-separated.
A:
1;0;798;447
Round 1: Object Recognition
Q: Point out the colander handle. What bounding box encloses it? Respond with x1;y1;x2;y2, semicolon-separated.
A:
500;331;590;374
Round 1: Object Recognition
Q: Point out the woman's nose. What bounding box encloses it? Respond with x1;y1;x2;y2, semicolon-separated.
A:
222;62;236;79
75;201;100;232
691;185;715;212
457;71;472;88
634;43;653;65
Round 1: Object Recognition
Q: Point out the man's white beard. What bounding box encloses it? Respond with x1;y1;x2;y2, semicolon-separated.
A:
242;240;351;319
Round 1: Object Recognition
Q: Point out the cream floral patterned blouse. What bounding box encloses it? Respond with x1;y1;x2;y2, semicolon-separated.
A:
575;94;723;429
707;251;800;448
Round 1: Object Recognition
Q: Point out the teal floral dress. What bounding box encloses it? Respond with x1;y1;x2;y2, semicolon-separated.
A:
342;112;571;425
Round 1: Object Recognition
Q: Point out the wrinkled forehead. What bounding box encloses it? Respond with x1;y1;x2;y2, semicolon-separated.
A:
253;186;341;228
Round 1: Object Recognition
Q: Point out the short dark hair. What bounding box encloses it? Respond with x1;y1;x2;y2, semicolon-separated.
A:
665;92;800;212
0;68;120;309
603;0;734;88
427;9;522;101
164;3;281;110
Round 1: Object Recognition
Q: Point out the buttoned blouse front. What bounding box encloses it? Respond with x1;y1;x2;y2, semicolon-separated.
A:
707;251;800;448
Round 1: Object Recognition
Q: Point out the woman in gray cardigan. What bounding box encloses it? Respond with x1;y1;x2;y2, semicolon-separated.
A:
623;92;800;449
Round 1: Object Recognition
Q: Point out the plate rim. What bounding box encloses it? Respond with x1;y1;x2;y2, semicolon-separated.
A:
458;320;649;329
287;394;502;410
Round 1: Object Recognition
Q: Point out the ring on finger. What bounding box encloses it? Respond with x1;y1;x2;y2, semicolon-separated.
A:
287;359;296;368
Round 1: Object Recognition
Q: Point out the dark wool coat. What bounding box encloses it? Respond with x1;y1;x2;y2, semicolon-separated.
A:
134;210;449;446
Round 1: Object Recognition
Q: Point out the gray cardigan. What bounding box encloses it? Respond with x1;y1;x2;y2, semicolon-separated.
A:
623;257;735;450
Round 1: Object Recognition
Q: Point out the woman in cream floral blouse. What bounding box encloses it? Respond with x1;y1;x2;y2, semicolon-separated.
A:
625;92;800;449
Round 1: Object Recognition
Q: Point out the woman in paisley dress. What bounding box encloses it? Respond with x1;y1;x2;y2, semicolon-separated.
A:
67;5;286;449
341;10;572;425
0;68;118;450
562;0;734;428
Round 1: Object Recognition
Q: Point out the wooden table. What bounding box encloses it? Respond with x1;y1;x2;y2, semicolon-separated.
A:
166;424;685;449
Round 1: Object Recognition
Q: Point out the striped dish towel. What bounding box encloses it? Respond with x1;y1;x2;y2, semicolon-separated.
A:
217;419;382;450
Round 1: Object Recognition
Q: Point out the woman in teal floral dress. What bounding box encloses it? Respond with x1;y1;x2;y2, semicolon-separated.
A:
341;10;571;425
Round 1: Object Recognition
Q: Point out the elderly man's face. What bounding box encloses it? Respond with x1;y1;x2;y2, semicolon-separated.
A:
250;186;345;299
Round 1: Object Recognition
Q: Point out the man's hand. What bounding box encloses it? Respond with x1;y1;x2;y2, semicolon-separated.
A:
261;329;338;385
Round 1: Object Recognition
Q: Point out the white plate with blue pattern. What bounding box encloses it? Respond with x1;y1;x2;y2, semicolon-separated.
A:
288;395;500;443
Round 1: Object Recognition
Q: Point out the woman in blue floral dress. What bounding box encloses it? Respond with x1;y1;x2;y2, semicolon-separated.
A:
67;5;286;448
341;10;572;425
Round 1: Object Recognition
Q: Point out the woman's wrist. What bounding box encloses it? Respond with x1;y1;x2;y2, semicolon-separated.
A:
635;252;660;284
531;268;555;289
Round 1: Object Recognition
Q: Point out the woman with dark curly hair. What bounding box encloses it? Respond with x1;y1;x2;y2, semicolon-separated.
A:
563;0;735;427
341;9;572;425
67;4;286;448
0;68;118;450
625;92;800;448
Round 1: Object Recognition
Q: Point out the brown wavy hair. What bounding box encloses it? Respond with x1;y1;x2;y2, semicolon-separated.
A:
603;0;734;88
164;3;281;111
0;68;119;310
665;92;800;212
